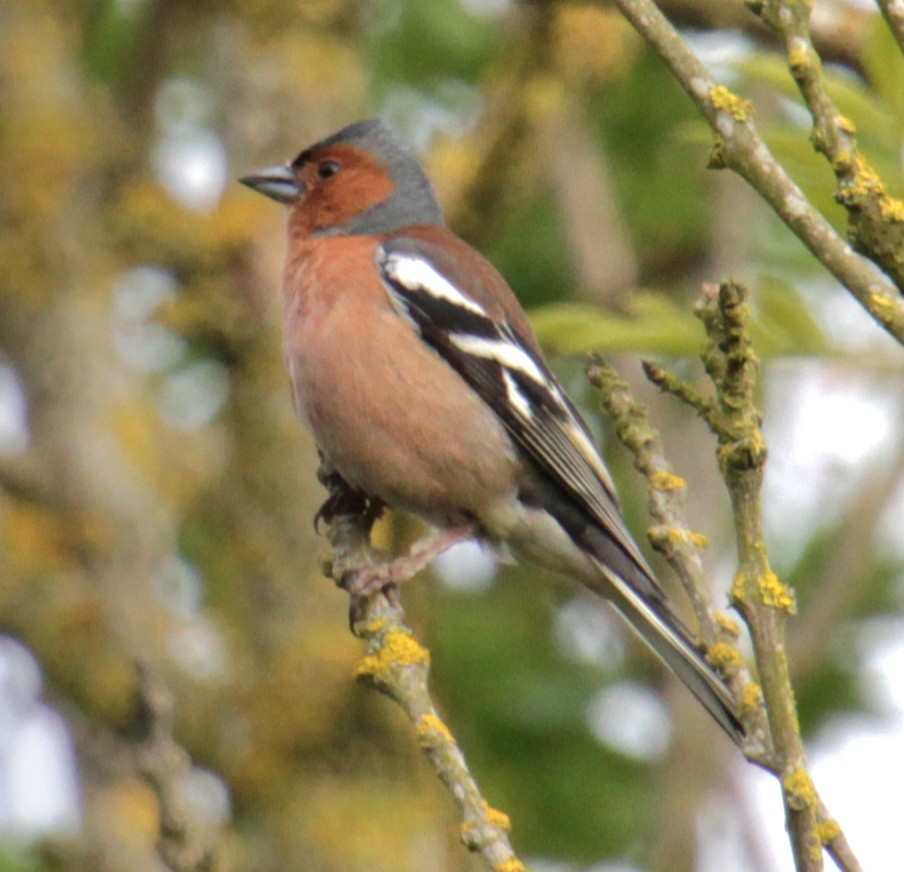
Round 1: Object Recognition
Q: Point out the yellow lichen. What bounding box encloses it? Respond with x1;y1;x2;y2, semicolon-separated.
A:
816;818;842;844
788;44;810;71
709;85;753;121
731;571;747;603
483;801;512;831
689;530;710;549
662;526;684;545
493;861;528;872
361;618;388;635
748;428;767;456
870;294;900;323
650;470;686;491
830;147;853;172
741;682;764;712
707;642;743;669
356;628;429;681
837;115;856;135
416;713;453;748
879;194;904;222
783;767;817;811
716;613;740;637
758;570;797;614
843;154;884;199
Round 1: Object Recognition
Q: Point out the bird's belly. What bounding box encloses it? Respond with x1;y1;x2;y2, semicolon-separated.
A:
288;303;520;527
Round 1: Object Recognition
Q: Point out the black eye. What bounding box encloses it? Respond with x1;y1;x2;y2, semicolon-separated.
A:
317;160;340;179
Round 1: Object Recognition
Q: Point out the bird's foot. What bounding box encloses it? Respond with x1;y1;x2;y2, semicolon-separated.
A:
342;525;474;626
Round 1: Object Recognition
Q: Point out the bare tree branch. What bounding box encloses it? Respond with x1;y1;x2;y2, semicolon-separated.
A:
604;0;904;344
587;358;772;754
751;0;904;289
594;282;864;871
320;470;530;872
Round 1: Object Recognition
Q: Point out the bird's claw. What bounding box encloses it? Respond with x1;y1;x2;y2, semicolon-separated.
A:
343;566;400;630
337;524;474;630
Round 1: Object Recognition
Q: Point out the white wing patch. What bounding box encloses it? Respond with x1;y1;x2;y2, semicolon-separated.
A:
448;333;546;384
502;369;532;418
379;250;487;316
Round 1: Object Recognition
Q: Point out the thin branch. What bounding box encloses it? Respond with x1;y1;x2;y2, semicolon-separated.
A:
876;0;904;56
698;280;872;871
604;0;904;344
752;0;904;289
587;358;773;755
693;282;822;871
321;479;529;872
620;281;863;871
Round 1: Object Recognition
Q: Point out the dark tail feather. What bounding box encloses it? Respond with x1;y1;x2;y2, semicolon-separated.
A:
589;558;744;746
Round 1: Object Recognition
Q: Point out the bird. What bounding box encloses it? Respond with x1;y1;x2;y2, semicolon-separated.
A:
239;118;743;744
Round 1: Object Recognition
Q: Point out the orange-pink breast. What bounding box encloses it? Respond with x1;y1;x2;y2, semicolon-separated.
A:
281;236;520;526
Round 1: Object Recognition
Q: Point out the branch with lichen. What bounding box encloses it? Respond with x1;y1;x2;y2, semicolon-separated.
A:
750;0;904;289
320;475;528;872
605;0;904;343
586;359;771;754
632;281;861;872
132;665;225;872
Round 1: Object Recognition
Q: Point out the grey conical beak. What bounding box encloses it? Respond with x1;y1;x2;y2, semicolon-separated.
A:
239;164;304;204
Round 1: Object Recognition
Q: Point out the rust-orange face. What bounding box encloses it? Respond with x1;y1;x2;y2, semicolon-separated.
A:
241;144;392;236
295;144;396;237
240;119;444;237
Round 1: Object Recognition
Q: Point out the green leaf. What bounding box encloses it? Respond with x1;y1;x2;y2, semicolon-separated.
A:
530;285;828;359
530;297;703;357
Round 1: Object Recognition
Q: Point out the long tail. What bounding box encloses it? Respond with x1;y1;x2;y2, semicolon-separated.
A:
589;557;744;746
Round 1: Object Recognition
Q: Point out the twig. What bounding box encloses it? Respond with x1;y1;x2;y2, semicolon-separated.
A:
133;665;224;872
752;0;904;289
599;282;863;870
320;474;529;872
693;281;823;871
587;358;772;755
876;0;904;57
816;798;863;872
604;0;904;344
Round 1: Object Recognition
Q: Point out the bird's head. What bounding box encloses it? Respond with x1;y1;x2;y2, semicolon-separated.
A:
240;119;444;238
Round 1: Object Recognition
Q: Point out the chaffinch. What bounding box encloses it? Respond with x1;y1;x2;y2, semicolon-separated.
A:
240;119;742;744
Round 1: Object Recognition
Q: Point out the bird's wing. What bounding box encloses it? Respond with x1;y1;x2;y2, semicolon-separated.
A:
376;238;744;746
375;237;658;588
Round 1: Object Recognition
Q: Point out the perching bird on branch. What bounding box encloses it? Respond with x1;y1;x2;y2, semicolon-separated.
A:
240;119;743;745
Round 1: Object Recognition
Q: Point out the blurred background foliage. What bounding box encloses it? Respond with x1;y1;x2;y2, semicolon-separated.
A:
0;1;902;871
